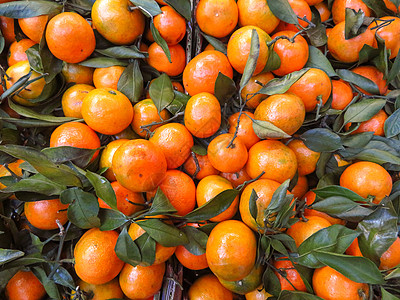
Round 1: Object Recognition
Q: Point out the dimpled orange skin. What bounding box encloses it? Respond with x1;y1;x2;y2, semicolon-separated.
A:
227;25;271;75
175;245;209;270
24;199;69;230
331;0;371;25
45;12;95;64
313;266;369;300
239;179;282;232
220;167;252;188
182;50;233;96
93;66;125;90
76;278;124;300
287;216;332;247
206;220;257;281
287;68;332;112
7;39;36;67
339;161;392;204
112;139;167;192
351;65;388;96
331;80;353;110
327;21;374;63
74;228;124;285
61;84;95;119
99;139;129;182
49;122;100;150
196;175;239;222
154;6;186;45
241;72;275;109
228;112;260;149
237;0;279;34
254;93;305;135
5;270;46;300
380;237;400;270
207;133;249;173
81;88;133;135
91;0;145;45
184;92;221;138
183;153;220;180
245;140;298;183
287;139;320;176
119;262;165;300
369;16;400;59
188;274;234;300
18;15;48;43
147;43;186;76
149;123;194;169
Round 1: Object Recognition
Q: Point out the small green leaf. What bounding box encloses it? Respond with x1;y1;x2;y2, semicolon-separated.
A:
165;0;190;20
96;46;148;59
117;60;143;103
49;265;75;290
388;50;400;84
41;146;97;169
150;21;171;63
115;226;142;266
200;32;227;55
347;148;400;165
240;29;260;91
263;46;281;73
305;46;336;77
0;0;62;18
384;108;400;138
0;249;24;266
181;226;208;255
137;219;188;247
267;0;299;25
99;208;128;231
313;185;366;202
129;0;162;17
343;98;386;125
144;187;177;217
32;267;60;300
300;128;342;152
337;69;380;95
344;8;366;39
249;189;258;220
258;68;308;95
86;171;117;210
341;132;374;148
381;287;400;300
214;72;237;105
268;179;291;212
166;90;190;115
191;145;207;156
252;119;291;139
149;73;174;113
79;57;128;68
134;232;156;266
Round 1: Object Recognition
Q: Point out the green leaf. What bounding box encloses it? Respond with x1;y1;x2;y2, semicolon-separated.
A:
313;251;385;284
96;46;148;59
305;46;336;77
184;189;240;221
0;249;24;266
191;145;207;156
258;69;308;95
0;1;62;18
263;267;281;297
263;46;281;73
388;50;400;84
252;119;291;139
214;72;237;105
0;73;32;101
26;44;43;74
358;44;381;65
150;21;171;63
166;90;190;115
297;225;360;268
117;61;143;103
200;32;227;55
86;171;117;210
32;266;60;300
144;187;177;217
277;290;324;300
337;69;380;95
115;226;142;266
149;73;174;113
305;11;327;48
249;189;258;220
267;0;299;25
134;232;156;266
362;0;393;17
79;57;128;68
99;208;128;231
49;265;75;290
268;179;291;212
300;128;342;152
344;8;366;39
240;29;260;91
346;148;400;165
341;132;374;148
137;219;188;247
39;38;63;83
381;288;400;300
343;98;386;125
181;226;208;255
313;185;366;202
61;188;100;229
165;0;191;20
41;146;97;169
129;0;162;17
384;108;400;138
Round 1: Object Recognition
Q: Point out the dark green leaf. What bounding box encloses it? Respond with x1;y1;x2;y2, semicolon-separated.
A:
0;1;62;18
191;145;207;156
117;61;143;103
26;44;43;74
270;239;289;256
305;46;336;77
115;226;142;266
150;21;171;63
344;8;366;39
49;265;75;290
388;50;400;84
341;132;374;148
252;119;291;139
99;208;128;231
39;40;63;83
263;267;281;297
184;189;240;221
313;251;385;284
258;68;308;95
0;249;24;266
32;266;60;299
300;128;342;152
305;13;328;48
240;29;260;91
61;188;100;229
144;187;177;217
149;73;174;113
129;0;162;17
337;69;380;95
278;290;324;300
249;189;258;220
96;46;147;59
134;232;156;266
166;90;190;114
200;32;227;55
384;108;400;138
181;226;208;255
358;44;381;65
268;179;291;212
263;46;281;73
0;73;31;101
165;0;190;20
343;98;386;125
137;219;188;247
267;0;299;25
86;171;117;210
41;146;97;169
347;148;400;165
79;57;128;68
214;72;237;105
362;0;393;17
313;185;366;202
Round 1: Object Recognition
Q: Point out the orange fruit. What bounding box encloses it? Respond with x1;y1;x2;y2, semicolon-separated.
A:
182;50;233;96
81;88;134;135
5;270;46;300
287;216;332;247
218;264;264;295
206;220;257;281
207;133;249;173
254;93;306;135
18;15;48;43
246;140;298;183
339;161;392;204
175;245;209;270
327;21;374;63
188;274;234;300
228;112;260;149
351;65;388;95
7;39;36;67
0;159;23;189
183;153;220;180
112;139;167;192
196;0;238;38
332;0;372;25
220;167;252;188
245;285;272;300
76;278;124;300
239;178;283;232
315;2;331;22
154;6;186;45
119;263;165;299
291;175;308;200
287;68;332;112
99;139;129;181
345;238;363;257
184;92;221;138
0;16;15;45
93;66;125;90
384;0;400;12
241;72;275;109
345;109;388;136
287;139;320;176
131;98;171;138
271;31;309;77
62;63;94;85
50;122;101;160
147;43;186;76
196;175;239;222
149;123;194;169
273;258;307;291
303;191;346;225
91;0;145;45
227;26;271;75
24;199;68;230
128;222;176;265
146;169;196;216
369;16;400;59
98;181;145;216
237;0;279;34
331;80;353;110
74;228;124;285
380;237;400;270
5;60;46;106
45;12;95;63
313;266;369;300
61;84;95;119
